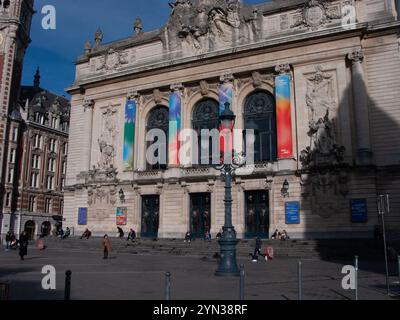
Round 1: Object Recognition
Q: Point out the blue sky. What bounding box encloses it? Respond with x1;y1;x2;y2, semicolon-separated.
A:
22;0;268;97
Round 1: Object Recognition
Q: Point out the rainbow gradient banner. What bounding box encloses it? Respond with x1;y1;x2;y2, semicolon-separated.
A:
123;99;136;170
219;82;233;114
275;74;293;159
169;91;181;166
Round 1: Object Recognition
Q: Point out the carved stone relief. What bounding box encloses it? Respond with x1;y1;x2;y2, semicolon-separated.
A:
95;48;130;73
291;0;342;30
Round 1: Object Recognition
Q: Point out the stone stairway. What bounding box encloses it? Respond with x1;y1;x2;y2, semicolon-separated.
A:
37;236;395;260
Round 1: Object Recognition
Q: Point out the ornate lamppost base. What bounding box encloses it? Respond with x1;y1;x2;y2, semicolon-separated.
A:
215;228;240;277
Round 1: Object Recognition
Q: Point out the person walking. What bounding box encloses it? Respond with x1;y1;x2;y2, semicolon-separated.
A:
5;231;11;251
117;227;124;238
251;237;262;262
101;235;111;259
19;231;29;261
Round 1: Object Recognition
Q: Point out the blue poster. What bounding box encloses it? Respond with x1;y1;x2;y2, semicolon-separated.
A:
351;199;368;223
78;208;87;225
285;201;300;224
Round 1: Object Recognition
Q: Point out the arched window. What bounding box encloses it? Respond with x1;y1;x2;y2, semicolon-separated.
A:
146;106;169;170
192;99;219;165
244;91;277;163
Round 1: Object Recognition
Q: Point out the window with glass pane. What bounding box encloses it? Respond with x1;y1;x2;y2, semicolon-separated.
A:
244;91;277;163
192;99;219;166
146;106;169;170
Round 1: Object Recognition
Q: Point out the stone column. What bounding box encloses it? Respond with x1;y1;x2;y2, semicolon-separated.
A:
347;49;372;165
82;99;95;172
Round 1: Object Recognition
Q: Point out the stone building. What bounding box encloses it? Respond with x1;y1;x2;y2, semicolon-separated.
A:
65;0;400;239
1;68;70;239
0;0;34;236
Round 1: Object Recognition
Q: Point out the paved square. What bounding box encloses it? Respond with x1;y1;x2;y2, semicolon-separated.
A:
0;243;399;300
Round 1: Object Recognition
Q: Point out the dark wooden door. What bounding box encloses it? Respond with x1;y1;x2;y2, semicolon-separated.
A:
141;195;160;238
190;193;211;238
245;191;269;239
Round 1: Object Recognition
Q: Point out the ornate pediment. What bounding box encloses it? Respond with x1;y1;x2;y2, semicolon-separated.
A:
291;0;342;30
96;48;129;72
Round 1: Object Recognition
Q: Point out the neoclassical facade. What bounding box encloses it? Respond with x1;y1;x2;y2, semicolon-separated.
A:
65;0;400;239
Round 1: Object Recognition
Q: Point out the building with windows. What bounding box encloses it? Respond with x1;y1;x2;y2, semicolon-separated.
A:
0;0;35;237
65;0;400;239
1;69;70;239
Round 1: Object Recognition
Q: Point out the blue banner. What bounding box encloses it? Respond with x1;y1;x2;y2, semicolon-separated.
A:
351;199;368;223
78;208;87;225
285;201;300;224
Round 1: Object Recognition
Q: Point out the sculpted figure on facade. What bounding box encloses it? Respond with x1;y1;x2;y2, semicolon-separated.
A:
166;0;247;55
98;104;118;170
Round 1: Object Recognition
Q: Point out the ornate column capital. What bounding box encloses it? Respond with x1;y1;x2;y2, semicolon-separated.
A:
127;89;140;101
220;73;235;83
170;83;184;92
83;98;95;111
347;49;364;63
275;63;291;75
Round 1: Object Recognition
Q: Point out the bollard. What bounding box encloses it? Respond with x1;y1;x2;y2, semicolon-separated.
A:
239;264;245;301
298;261;302;301
165;272;171;301
354;256;358;301
64;270;72;301
398;256;400;286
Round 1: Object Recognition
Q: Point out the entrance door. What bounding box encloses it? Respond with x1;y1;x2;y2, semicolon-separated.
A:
41;222;51;237
141;195;160;238
24;220;36;239
245;191;269;239
190;193;211;238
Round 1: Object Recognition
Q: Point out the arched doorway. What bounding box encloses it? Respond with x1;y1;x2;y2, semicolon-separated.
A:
244;91;277;162
146;106;169;170
41;221;51;237
24;220;36;239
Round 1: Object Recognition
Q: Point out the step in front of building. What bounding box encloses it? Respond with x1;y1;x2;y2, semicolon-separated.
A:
35;237;392;260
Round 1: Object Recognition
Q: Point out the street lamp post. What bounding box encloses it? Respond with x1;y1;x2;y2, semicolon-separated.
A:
215;102;245;277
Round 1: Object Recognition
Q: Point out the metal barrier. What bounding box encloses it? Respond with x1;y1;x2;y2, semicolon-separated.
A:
64;270;72;301
0;282;10;300
298;261;302;301
165;272;171;300
239;264;245;300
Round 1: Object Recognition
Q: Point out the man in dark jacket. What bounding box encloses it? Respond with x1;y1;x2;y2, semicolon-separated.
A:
19;231;29;260
5;231;11;250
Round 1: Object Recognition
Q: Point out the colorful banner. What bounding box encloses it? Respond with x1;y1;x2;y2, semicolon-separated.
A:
123;99;136;170
275;74;293;159
169;91;181;166
116;207;128;226
219;82;233;114
78;208;87;225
